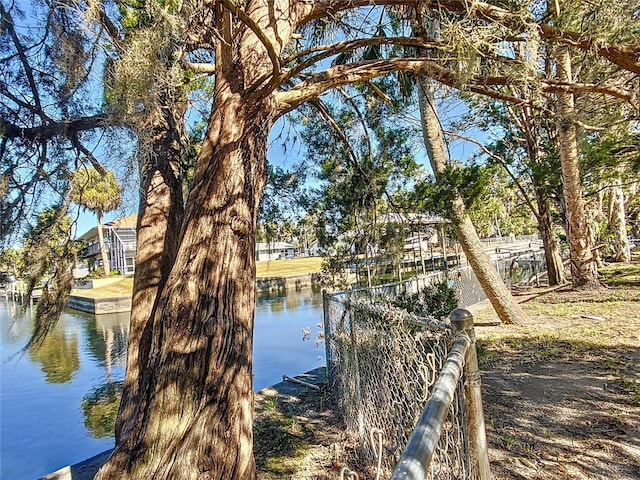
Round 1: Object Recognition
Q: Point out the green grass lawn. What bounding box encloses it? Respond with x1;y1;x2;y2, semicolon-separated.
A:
73;257;325;297
600;261;640;286
72;276;134;298
255;257;323;277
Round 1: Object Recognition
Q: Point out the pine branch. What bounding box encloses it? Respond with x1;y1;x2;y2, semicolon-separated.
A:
297;0;640;73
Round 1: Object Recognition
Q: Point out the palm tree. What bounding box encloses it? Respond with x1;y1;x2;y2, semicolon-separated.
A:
70;167;122;277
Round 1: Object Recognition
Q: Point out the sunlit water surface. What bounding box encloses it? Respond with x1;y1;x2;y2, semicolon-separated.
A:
0;289;325;479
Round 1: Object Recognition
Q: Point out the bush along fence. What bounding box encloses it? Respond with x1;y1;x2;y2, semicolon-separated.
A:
323;249;546;478
340;247;548;308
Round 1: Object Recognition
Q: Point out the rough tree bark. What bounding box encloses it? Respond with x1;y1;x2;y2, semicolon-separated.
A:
555;46;600;288
517;99;566;286
417;77;529;324
96;84;274;480
535;188;566;285
95;0;285;474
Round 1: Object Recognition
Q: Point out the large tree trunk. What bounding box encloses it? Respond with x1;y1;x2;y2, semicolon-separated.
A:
96;210;111;277
96;2;297;477
607;179;631;263
96;70;273;478
535;188;566;285
417;77;529;324
115;97;187;443
555;47;600;288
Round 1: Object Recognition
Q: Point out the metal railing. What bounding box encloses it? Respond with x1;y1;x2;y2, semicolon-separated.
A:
324;293;491;479
328;247;547;313
390;309;490;480
479;234;540;244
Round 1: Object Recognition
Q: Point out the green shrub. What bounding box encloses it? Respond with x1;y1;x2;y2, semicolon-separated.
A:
393;281;458;321
86;268;105;279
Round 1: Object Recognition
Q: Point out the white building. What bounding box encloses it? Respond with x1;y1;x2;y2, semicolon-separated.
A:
78;215;302;274
78;215;137;275
255;242;297;261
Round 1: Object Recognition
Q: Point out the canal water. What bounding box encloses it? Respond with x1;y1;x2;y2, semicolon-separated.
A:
0;289;326;480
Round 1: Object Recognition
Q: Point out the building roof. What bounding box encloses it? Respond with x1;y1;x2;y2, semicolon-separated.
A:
378;212;449;226
256;242;297;250
109;214;137;227
77;214;137;241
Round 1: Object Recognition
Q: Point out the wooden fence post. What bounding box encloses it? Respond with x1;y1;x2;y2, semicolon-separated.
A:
450;308;492;480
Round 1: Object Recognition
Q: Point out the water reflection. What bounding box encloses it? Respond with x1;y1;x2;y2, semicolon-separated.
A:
79;312;129;439
83;311;130;372
256;287;324;311
28;328;80;383
1;288;325;479
82;381;123;438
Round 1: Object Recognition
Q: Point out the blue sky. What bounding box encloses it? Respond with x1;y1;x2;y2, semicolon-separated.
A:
73;90;487;240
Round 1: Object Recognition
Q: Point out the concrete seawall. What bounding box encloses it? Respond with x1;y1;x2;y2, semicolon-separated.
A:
66;295;132;315
256;272;322;293
68;273;322;314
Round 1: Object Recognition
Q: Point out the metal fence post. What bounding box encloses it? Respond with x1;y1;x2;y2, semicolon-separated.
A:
450;308;492;480
322;290;333;385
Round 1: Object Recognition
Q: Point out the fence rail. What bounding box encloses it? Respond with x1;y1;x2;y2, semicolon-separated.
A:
391;331;470;479
330;248;547;309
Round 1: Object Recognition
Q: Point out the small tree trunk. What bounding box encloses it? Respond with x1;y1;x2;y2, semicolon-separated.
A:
96;210;111;277
517;88;566;286
535;188;566;285
607;180;631;263
417;77;529;324
555;47;599;288
585;196;605;268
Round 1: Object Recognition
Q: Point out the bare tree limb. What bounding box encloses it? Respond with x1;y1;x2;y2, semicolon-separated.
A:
69;134;107;175
275;54;635;115
445;129;540;218
274;57;534;112
92;0;126;55
309;98;362;170
1;114;111;141
1;3;45;116
220;0;281;84
335;86;373;160
184;62;216;73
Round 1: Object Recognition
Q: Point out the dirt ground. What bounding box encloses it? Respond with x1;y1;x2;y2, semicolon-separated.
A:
254;267;640;479
475;284;640;480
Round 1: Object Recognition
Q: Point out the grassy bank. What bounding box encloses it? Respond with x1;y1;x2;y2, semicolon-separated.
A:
256;257;323;277
253;261;640;479
72;257;325;298
72;276;134;298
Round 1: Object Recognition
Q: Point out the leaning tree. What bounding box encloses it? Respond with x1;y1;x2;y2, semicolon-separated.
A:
2;0;638;478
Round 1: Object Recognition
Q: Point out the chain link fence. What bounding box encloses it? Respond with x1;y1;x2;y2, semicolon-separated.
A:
324;295;469;478
337;247;546;309
324;248;547;478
